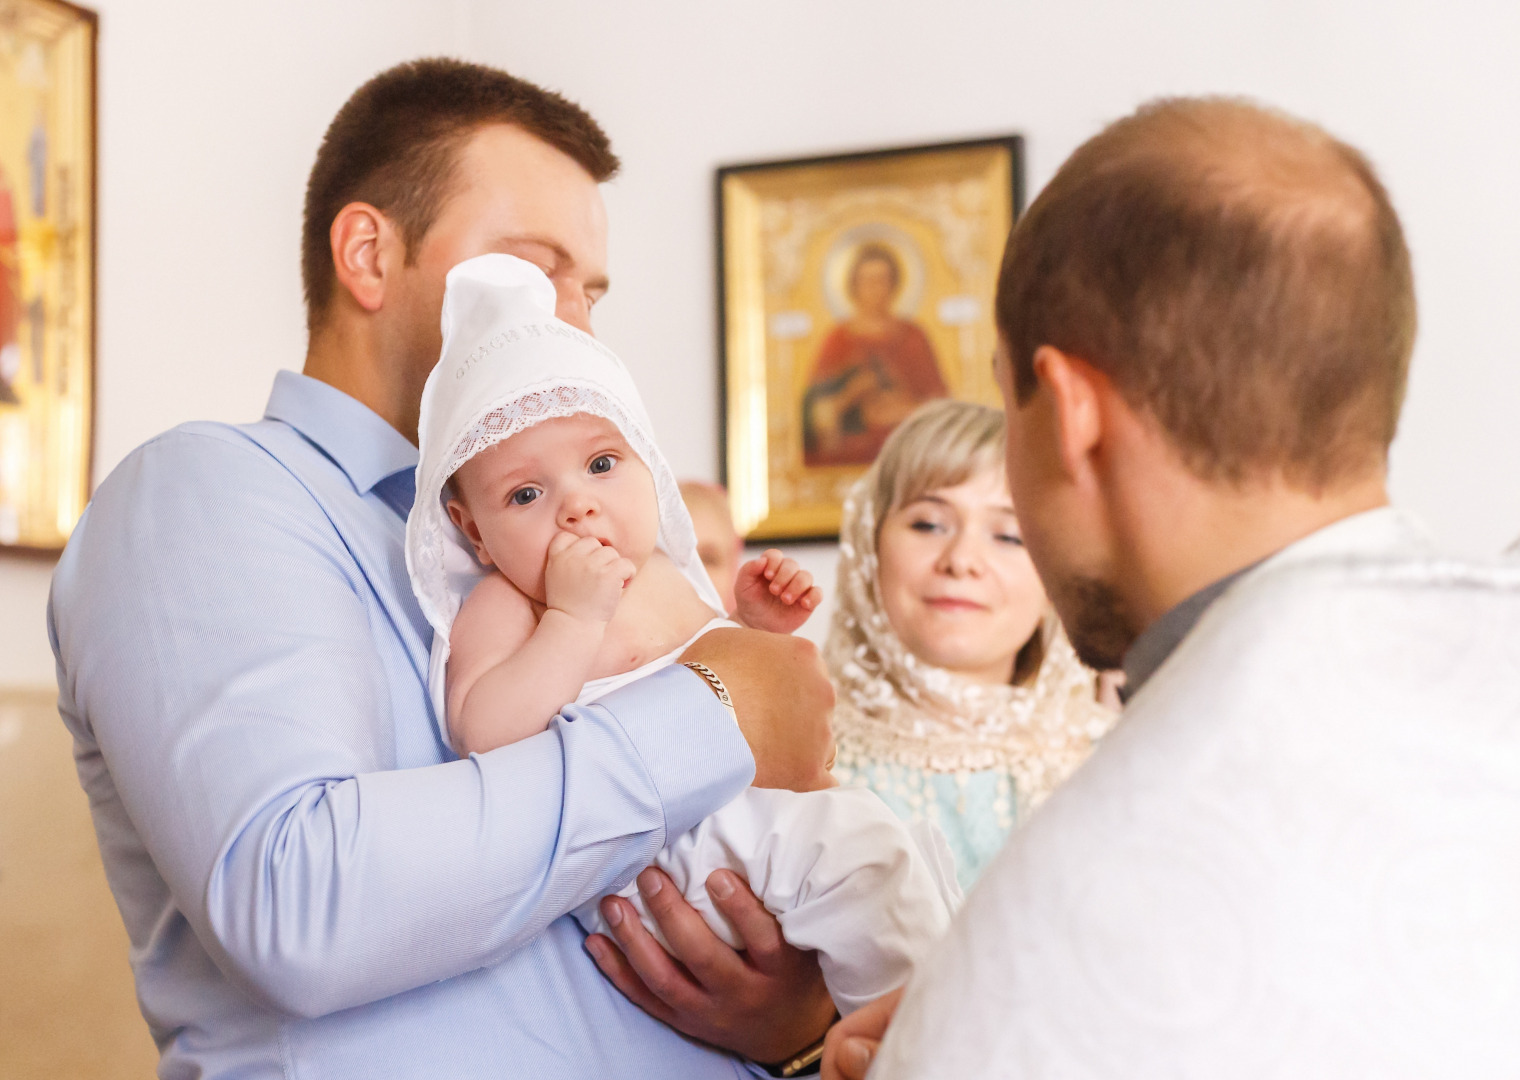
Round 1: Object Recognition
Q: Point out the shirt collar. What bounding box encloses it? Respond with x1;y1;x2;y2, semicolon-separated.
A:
1120;561;1258;703
264;370;418;495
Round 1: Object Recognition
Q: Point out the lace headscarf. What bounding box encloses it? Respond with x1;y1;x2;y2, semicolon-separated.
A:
827;473;1118;816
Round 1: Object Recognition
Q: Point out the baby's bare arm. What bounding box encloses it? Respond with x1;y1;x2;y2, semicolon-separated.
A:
446;574;605;756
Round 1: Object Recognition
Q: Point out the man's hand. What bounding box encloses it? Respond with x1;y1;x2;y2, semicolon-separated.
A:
544;530;635;623
822;986;902;1080
679;627;835;792
735;549;822;633
586;867;836;1064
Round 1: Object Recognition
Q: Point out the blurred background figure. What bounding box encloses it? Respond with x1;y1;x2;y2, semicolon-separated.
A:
679;479;743;615
827;399;1117;890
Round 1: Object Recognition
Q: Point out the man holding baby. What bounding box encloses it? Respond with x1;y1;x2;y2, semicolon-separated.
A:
50;59;840;1077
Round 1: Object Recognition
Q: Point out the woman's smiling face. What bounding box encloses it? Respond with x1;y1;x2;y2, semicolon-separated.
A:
874;467;1047;684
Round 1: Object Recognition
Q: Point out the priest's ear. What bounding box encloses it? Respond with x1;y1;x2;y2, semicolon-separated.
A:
1029;345;1105;484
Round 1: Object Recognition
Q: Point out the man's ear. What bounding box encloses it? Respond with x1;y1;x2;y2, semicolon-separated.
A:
1031;345;1104;483
446;497;494;568
329;202;400;314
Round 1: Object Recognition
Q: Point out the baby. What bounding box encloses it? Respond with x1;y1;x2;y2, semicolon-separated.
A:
444;416;819;752
406;254;957;1015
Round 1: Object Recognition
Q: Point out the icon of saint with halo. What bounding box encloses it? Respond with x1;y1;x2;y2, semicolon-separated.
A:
801;242;947;467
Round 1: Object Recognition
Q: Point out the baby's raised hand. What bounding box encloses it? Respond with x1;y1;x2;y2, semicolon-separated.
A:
544;531;636;624
735;549;821;634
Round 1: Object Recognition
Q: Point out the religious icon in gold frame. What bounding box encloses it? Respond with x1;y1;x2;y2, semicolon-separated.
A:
718;136;1022;541
0;0;95;553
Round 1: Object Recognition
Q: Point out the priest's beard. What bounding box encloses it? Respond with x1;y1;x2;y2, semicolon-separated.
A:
1054;574;1140;671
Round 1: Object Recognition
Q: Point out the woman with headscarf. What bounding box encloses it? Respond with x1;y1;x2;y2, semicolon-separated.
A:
828;398;1118;889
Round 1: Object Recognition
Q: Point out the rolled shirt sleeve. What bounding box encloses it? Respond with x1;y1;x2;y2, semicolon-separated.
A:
51;425;754;1020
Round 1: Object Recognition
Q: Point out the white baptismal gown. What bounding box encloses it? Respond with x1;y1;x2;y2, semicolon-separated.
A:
573;619;959;1015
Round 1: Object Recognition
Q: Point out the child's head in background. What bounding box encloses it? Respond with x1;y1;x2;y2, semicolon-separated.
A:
680;480;742;616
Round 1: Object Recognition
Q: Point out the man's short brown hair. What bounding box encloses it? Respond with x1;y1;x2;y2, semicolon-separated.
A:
302;58;619;332
995;97;1416;489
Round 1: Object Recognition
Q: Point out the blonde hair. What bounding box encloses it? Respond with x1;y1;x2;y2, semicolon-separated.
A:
870;398;1006;539
866;398;1050;685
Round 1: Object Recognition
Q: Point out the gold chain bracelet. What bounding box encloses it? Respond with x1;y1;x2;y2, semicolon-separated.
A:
680;661;733;708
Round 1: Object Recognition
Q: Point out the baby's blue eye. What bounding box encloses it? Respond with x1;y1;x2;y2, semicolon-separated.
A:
510;487;541;506
996;533;1026;547
909;519;943;534
589;455;615;475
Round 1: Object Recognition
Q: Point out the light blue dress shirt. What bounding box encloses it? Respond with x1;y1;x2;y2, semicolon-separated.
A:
49;371;761;1079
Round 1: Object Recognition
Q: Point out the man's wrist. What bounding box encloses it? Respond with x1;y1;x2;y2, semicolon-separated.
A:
758;1011;838;1077
591;665;755;834
681;661;733;709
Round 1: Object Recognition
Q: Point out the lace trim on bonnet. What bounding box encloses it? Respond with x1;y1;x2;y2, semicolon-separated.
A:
408;379;699;638
826;475;1118;814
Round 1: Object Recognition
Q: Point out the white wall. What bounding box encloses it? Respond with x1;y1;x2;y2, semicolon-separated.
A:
4;0;1519;683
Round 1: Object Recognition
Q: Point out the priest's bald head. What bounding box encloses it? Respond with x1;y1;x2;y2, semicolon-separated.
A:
993;98;1413;670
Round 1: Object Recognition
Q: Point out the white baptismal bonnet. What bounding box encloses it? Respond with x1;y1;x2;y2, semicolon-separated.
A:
405;254;725;744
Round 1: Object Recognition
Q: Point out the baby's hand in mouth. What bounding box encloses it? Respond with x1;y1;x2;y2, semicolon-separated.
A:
544;531;635;624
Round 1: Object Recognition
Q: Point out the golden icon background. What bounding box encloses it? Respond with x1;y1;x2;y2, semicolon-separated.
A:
0;0;94;552
719;136;1021;541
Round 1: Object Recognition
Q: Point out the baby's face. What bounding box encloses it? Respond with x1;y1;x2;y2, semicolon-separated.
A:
447;414;660;603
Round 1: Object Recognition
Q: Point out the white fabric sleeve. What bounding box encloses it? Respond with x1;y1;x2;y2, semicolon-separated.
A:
574;786;957;1014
